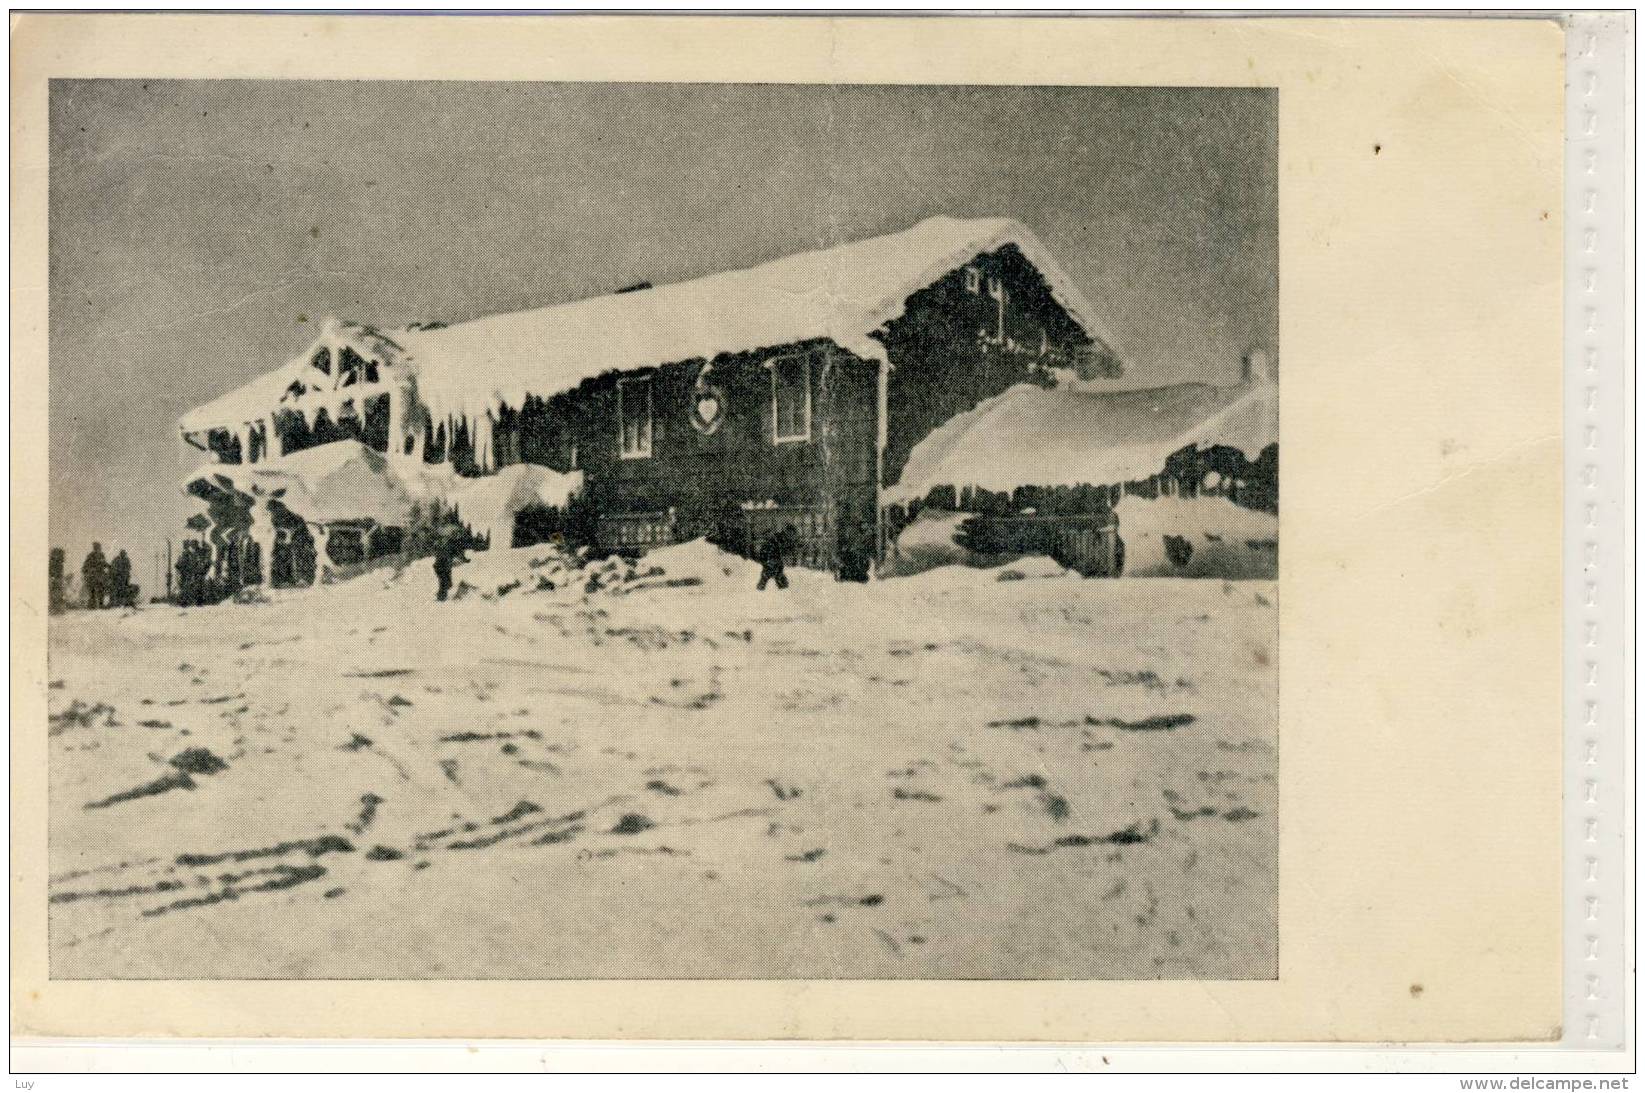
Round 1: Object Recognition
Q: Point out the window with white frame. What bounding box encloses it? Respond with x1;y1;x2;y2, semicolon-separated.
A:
963;266;982;294
770;352;812;443
618;375;653;458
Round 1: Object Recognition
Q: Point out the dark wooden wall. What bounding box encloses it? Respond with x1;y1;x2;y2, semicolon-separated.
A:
877;243;1106;489
483;336;880;567
443;242;1104;569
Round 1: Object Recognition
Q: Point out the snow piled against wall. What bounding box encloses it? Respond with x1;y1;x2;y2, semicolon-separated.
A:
886;379;1279;504
1114;495;1277;579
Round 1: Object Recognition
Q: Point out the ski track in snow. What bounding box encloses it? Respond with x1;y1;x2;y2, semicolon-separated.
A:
45;544;1277;979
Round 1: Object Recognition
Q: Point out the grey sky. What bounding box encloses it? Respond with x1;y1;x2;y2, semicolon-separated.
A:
49;80;1276;588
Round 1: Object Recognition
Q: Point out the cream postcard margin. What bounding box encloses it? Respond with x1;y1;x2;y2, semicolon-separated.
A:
10;13;1564;1042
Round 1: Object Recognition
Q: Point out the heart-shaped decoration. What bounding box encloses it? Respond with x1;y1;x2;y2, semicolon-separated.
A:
690;385;726;435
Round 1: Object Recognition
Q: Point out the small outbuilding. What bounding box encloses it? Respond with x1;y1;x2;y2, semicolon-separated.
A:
883;357;1279;577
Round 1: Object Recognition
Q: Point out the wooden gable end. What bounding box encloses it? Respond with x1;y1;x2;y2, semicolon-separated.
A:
878;243;1109;489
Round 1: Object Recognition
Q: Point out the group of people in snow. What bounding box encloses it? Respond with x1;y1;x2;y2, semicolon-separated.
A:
50;542;140;613
425;522;800;603
172;539;218;607
51;520;804;614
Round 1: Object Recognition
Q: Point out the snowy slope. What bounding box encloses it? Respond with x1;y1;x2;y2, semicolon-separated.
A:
47;543;1277;981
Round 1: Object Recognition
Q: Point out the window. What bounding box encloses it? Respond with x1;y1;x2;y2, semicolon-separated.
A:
337;347;378;387
963;266;982;294
618;375;652;459
770;352;812;443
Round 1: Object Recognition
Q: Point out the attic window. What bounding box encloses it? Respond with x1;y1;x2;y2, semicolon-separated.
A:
618;375;653;459
770;352;813;444
337;347;378;386
964;266;982;294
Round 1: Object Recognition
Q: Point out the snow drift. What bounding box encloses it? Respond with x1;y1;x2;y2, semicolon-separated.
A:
1114;495;1278;579
886;379;1278;504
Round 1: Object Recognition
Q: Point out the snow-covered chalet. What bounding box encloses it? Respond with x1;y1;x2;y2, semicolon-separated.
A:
180;213;1276;589
177;216;1136;587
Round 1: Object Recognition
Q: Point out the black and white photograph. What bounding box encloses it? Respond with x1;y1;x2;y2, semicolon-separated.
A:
45;80;1279;981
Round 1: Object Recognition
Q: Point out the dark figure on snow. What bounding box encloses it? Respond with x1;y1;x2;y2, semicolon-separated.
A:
176;540;211;606
757;523;797;591
108;549;137;608
48;548;66;615
433;530;470;602
80;543;108;610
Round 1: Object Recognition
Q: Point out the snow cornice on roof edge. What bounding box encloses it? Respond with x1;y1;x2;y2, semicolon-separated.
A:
178;216;1127;438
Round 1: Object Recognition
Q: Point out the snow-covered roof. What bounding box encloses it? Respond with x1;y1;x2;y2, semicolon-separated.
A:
178;319;406;436
184;441;584;537
179;216;1122;441
885;378;1279;503
184;441;416;526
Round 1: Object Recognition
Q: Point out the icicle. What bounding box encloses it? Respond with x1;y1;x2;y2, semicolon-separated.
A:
474;411;494;474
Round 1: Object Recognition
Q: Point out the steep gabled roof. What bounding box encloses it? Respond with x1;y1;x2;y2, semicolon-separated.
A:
179;216;1122;438
885;378;1279;504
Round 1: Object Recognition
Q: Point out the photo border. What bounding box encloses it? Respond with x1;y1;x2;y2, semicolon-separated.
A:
8;11;1606;1064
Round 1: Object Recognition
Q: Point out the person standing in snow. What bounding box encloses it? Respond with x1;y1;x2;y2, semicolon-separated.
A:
108;548;136;608
177;539;210;606
48;548;66;614
80;542;109;610
433;529;470;602
756;523;797;591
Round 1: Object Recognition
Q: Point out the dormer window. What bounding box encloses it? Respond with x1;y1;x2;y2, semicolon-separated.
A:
310;348;332;375
964;266;982;294
769;352;814;444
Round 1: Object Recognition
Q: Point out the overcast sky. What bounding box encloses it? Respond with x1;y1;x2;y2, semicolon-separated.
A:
49;80;1277;587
